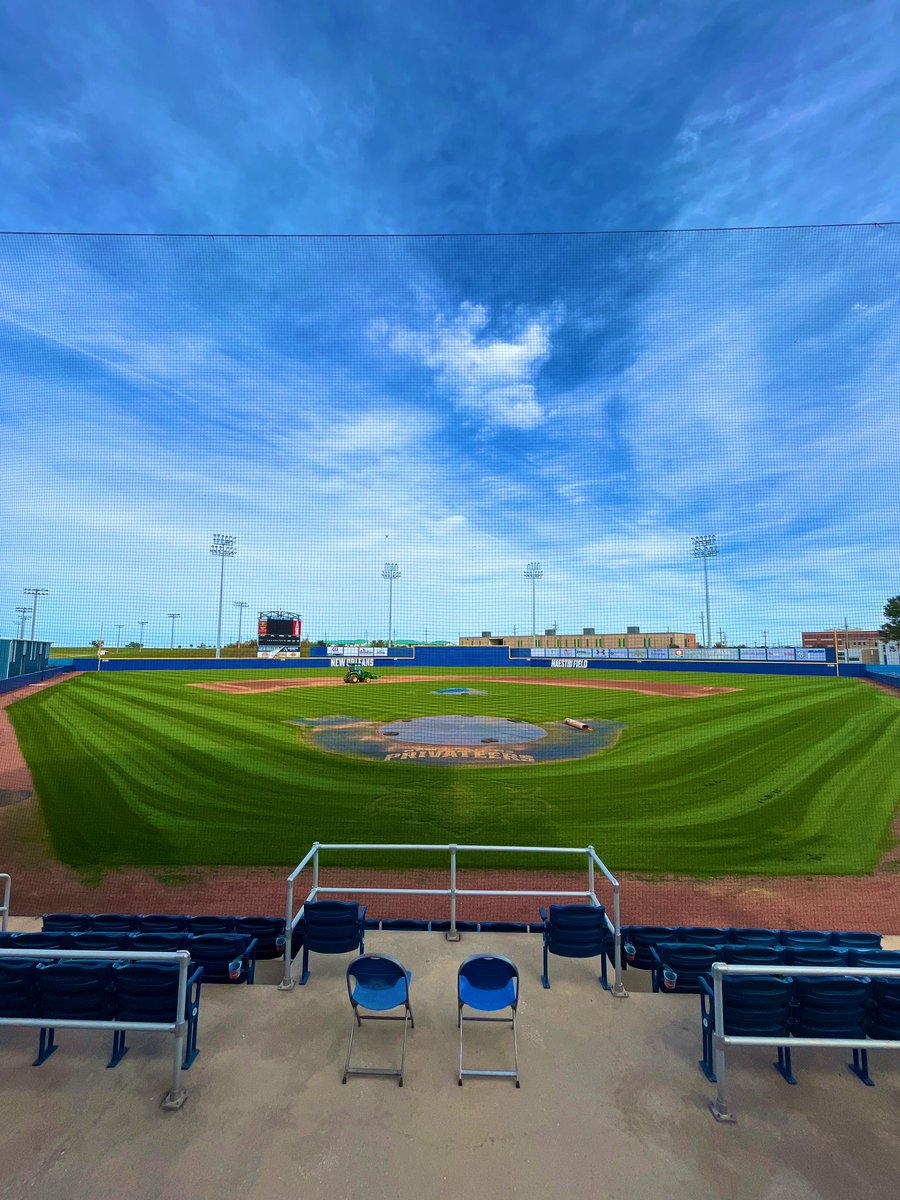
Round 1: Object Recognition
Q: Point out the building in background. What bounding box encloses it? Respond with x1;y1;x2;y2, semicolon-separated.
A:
459;627;697;650
801;629;882;664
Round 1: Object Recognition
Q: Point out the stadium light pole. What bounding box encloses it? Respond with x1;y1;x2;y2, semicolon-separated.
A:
524;562;542;638
115;623;124;650
15;607;29;640
690;535;718;648
382;563;400;648
233;600;248;647
168;613;180;650
210;535;236;659
23;588;48;641
137;619;148;648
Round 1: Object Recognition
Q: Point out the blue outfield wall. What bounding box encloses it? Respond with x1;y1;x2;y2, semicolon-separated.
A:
865;665;900;690
0;664;73;695
65;647;870;681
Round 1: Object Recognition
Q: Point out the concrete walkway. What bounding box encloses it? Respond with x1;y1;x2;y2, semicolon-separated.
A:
0;928;897;1200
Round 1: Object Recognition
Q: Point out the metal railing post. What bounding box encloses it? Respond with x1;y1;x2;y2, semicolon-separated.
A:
278;874;296;991
0;874;9;933
446;845;459;940
610;880;627;998
709;965;735;1122
162;951;190;1110
586;847;595;902
312;842;320;897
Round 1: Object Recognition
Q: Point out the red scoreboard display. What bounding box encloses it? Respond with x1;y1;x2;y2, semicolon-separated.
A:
257;614;302;643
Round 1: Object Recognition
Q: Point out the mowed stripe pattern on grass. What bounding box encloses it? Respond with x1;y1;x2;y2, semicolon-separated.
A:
7;667;900;875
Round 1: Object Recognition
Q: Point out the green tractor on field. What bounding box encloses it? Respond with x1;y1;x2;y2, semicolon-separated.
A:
343;663;380;684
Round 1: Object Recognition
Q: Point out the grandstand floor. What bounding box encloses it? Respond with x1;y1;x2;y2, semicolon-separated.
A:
1;922;898;1200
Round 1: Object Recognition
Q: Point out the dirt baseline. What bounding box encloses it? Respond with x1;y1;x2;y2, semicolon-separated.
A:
190;674;741;699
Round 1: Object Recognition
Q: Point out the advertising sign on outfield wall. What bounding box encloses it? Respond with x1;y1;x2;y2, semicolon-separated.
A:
550;659;588;668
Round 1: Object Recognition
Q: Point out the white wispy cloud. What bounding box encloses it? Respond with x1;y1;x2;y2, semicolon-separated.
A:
385;302;554;430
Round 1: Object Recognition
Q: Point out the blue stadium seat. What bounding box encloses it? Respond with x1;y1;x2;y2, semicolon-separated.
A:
622;926;675;969
234;917;286;959
91;914;140;933
650;943;724;994
129;932;193;952
782;947;849;967
676;926;727;945
381;919;431;932
847;948;900;969
71;932;134;952
11;932;72;950
33;961;116;1064
298;901;366;986
430;920;478;933
699;975;794;1083
480;922;530;933
831;931;882;950
139;915;190;933
188;915;237;935
0;959;42;1017
778;930;831;949
188;934;257;983
792;976;873;1085
539;905;611;990
110;961;203;1068
42;913;92;933
721;944;783;966
869;978;900;1041
726;928;780;946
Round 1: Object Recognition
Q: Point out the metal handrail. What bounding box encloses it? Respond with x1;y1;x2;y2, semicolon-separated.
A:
280;841;625;997
707;962;900;1123
0;874;9;932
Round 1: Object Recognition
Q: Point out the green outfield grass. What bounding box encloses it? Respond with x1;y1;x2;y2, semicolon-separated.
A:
8;667;900;875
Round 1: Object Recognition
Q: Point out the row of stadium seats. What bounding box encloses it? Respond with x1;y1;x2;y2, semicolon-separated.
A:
646;942;900;994
1;932;259;983
0;958;203;1069
698;974;900;1087
41;913;285;954
622;925;883;970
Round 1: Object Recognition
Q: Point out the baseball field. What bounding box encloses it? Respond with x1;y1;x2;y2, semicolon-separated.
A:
6;666;899;877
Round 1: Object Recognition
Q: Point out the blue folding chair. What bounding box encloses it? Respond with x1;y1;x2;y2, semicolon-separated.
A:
457;954;520;1087
342;955;414;1086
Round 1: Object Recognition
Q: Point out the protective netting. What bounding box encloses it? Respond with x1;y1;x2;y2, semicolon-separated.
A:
2;228;899;931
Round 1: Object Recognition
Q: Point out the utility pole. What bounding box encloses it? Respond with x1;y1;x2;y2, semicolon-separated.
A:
115;623;124;650
138;620;148;648
15;607;29;640
168;613;180;650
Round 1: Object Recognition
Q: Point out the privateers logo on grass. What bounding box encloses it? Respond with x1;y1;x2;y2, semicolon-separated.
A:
292;713;624;767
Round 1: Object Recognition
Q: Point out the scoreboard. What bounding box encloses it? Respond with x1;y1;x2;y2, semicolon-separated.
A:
258;613;302;644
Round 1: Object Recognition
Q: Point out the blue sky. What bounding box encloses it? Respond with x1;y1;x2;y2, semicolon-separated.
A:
1;1;898;646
